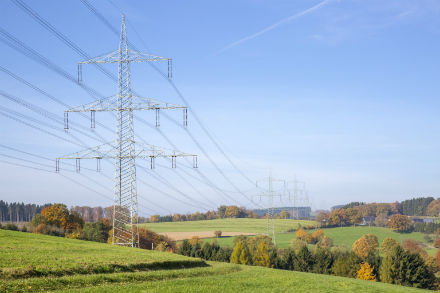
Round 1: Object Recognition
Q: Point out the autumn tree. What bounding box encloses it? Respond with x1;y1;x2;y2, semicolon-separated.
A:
41;204;69;227
280;210;290;219
230;239;251;265
295;228;308;241
352;234;378;259
149;215;160;223
317;235;333;249
356;262;376;281
380;237;399;256
388;214;411;232
225;206;239;218
426;200;440;217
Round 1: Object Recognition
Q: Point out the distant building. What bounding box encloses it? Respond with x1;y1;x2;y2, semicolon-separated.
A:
412;218;434;223
360;216;375;225
253;206;311;219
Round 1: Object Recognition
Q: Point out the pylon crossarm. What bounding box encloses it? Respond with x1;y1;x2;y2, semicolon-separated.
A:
56;141;196;161
78;49;169;65
65;95;185;113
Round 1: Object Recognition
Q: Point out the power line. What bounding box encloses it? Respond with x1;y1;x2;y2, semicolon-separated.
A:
80;0;262;205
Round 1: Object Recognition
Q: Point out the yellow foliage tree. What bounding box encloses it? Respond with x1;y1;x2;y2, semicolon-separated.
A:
356;262;376;281
295;228;308;241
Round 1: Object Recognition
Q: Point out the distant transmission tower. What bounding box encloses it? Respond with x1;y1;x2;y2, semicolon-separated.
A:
287;179;308;219
56;15;197;247
256;175;287;245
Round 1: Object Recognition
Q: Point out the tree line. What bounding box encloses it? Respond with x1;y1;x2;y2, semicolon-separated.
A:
0;201;51;222
178;232;437;290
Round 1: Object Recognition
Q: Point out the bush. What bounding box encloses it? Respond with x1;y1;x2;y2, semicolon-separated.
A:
357;262;376;281
80;222;111;243
214;230;222;238
434;238;440;248
3;223;18;231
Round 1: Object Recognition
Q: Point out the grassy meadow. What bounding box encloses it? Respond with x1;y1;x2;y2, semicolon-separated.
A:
0;229;433;293
143;219;438;256
143;218;317;233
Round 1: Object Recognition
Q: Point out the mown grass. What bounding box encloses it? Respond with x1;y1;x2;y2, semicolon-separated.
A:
0;229;205;279
50;263;431;293
1;229;434;293
143;218;317;233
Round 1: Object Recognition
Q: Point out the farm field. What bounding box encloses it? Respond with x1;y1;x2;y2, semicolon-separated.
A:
0;229;432;293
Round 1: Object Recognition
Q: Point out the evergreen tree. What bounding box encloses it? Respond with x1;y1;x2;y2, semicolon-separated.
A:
295;246;314;272
313;248;333;274
179;239;192;256
332;252;361;278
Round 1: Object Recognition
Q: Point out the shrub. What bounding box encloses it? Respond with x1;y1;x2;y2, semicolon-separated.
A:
434;238;440;248
313;248;333;274
214;230;222;238
3;223;18;231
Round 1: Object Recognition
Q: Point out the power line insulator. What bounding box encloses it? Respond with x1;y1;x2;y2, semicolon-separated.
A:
76;158;80;173
155;108;160;127
91;110;96;129
64;112;69;131
55;159;60;173
183;108;188;128
171;156;176;168
167;59;172;79
150;156;155;169
78;63;82;84
96;158;101;172
193;156;198;168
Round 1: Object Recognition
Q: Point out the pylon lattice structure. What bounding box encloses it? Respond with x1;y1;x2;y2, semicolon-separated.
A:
286;179;308;219
256;175;287;245
56;15;197;247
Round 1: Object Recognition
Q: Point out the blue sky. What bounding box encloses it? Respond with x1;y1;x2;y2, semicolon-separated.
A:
1;0;440;214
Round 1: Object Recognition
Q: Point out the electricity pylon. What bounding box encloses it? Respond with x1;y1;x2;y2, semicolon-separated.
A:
256;175;287;245
286;179;308;219
56;15;197;247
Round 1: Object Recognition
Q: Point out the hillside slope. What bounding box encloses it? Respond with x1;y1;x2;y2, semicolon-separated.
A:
0;229;431;293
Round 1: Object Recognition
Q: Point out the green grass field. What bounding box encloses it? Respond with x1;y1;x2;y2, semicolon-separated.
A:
143;218;317;233
0;229;432;293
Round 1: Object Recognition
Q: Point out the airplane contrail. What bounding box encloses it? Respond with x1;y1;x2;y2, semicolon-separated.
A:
216;0;333;54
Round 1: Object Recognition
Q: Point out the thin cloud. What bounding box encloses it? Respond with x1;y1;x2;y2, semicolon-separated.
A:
216;0;334;54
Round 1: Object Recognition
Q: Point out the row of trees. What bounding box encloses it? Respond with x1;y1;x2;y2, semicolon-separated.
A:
0;201;51;222
177;232;437;290
148;205;259;223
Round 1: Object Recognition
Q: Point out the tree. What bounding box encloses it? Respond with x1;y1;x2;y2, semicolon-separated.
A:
426;200;440;217
41;204;69;228
149;215;160;223
317;235;333;249
352;234;378;259
380;237;399;256
253;240;271;267
380;245;435;289
214;230;222;238
295;228;308;241
357;262;376;281
388;214;411;232
280;210;290;219
225;206;239;218
313;248;333;274
179;239;192;256
311;229;324;244
230;239;251;265
295;246;314;272
332;252;361;278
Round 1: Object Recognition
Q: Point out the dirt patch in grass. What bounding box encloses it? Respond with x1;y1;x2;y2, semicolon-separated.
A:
159;231;257;241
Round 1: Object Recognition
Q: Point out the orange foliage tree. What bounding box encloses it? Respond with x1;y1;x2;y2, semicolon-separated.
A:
353;234;379;259
41;204;69;228
388;214;411;232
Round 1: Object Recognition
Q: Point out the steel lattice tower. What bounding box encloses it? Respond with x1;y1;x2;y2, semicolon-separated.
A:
57;15;197;247
256;175;287;245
